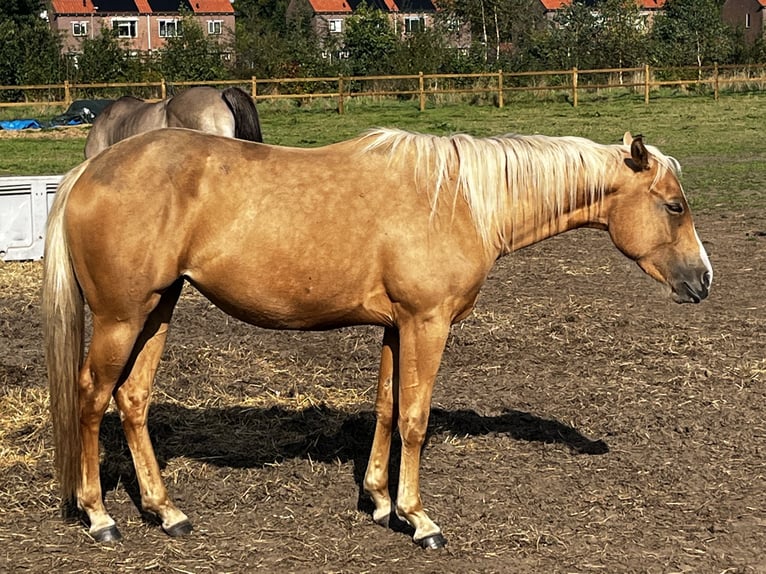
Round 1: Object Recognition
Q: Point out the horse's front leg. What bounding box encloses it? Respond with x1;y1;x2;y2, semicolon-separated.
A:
363;327;398;526
394;313;450;549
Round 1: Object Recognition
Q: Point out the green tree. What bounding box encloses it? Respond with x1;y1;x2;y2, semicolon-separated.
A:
523;0;650;72
343;3;398;76
233;0;324;77
546;1;601;69
17;17;63;84
595;0;647;69
0;8;62;91
649;0;733;67
0;0;43;21
74;28;143;84
234;0;293;35
395;28;449;74
159;9;228;81
440;0;545;68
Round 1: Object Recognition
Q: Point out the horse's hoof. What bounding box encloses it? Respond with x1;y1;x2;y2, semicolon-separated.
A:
91;524;122;543
163;519;193;537
372;501;395;528
417;533;447;549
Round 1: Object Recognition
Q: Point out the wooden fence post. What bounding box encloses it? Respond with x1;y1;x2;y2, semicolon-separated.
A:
338;75;345;115
419;72;425;111
572;67;578;107
644;63;650;104
714;63;719;101
497;70;504;108
161;78;167;99
251;76;257;100
64;80;71;106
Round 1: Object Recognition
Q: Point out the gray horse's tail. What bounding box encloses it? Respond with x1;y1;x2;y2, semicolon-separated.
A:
221;87;263;143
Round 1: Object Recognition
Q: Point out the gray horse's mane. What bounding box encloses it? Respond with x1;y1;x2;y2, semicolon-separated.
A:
360;128;681;250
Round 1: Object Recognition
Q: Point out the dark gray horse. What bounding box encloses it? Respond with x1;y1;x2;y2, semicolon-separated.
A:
84;86;263;158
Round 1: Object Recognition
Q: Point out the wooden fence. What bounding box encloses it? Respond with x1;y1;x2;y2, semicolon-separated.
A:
2;63;766;113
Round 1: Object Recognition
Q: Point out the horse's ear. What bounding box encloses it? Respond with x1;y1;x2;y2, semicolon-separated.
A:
622;131;633;146
628;134;650;172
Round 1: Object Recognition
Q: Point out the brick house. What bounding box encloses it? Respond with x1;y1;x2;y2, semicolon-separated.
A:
722;0;766;44
47;0;235;54
541;0;666;25
290;0;469;48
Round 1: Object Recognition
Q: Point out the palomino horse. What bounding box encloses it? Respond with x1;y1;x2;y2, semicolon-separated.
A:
43;128;712;548
83;86;262;158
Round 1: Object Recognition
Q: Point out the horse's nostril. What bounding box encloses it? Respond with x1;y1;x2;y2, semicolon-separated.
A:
702;271;712;288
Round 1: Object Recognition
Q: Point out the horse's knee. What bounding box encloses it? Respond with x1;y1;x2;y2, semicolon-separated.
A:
398;410;428;446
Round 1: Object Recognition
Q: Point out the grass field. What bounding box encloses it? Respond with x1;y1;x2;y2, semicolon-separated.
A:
1;93;765;212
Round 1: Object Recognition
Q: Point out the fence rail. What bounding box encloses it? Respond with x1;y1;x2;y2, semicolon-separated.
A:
2;63;766;113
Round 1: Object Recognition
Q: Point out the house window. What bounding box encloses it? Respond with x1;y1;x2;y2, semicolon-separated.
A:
159;19;182;38
404;16;425;34
72;21;88;36
328;19;342;33
746;13;751;28
112;18;137;38
444;17;461;33
208;20;223;35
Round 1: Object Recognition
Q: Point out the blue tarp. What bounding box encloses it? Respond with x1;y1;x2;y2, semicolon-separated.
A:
0;99;113;130
0;119;42;130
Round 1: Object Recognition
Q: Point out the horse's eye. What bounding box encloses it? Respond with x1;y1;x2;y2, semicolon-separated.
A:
665;202;684;215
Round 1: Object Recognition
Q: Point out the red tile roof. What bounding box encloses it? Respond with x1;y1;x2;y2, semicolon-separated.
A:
307;0;352;12
541;0;665;8
51;0;235;14
188;0;234;13
50;0;98;13
539;0;567;8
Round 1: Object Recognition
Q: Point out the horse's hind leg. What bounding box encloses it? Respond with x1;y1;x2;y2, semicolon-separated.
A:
111;279;191;536
78;317;146;542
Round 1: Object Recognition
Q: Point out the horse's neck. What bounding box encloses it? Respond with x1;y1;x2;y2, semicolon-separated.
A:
502;180;608;254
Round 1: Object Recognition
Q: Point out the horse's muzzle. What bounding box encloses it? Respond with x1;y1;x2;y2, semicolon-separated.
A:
673;270;712;304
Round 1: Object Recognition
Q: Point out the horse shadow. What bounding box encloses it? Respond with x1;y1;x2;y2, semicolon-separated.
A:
97;402;608;534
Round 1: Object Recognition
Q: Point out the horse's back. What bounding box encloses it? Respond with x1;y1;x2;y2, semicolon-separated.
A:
84;96;165;158
66;129;487;329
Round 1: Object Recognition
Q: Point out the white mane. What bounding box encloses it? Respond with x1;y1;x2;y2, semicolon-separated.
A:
361;128;680;250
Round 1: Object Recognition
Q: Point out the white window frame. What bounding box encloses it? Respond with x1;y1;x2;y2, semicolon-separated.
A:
72;21;88;36
159;19;182;38
112;18;138;39
746;13;752;29
404;16;425;34
207;20;223;35
328;18;343;33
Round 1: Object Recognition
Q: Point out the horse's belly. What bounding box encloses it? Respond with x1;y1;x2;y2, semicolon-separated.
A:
185;267;393;330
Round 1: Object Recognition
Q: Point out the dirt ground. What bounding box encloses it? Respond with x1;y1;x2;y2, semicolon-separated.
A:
1;211;765;574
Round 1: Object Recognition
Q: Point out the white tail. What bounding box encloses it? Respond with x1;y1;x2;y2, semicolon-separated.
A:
41;161;90;503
